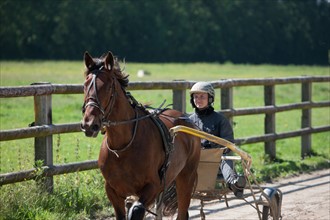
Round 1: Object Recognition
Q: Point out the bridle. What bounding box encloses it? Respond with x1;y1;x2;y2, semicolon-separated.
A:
81;65;156;157
82;65;167;127
81;65;141;157
82;66;117;122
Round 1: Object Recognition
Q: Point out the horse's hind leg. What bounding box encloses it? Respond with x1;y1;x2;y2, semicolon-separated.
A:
175;170;197;220
105;181;126;220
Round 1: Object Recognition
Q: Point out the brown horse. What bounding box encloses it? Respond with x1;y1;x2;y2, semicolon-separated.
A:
80;51;201;220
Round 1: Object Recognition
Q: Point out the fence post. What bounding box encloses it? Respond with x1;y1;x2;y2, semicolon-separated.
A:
221;87;234;126
172;81;186;112
33;82;53;193
264;85;276;160
301;81;312;158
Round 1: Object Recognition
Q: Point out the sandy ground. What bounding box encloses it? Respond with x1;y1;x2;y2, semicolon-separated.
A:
185;168;330;220
106;169;330;220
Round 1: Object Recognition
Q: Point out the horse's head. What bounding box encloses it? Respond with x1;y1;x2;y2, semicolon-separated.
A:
80;51;128;137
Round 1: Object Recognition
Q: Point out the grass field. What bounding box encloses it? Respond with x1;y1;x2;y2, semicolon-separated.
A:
0;61;329;219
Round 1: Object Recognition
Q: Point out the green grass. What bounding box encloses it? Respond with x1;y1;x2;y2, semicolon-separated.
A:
0;170;112;220
0;61;329;219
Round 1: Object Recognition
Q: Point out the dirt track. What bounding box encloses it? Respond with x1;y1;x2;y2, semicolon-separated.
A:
109;169;329;220
186;168;330;220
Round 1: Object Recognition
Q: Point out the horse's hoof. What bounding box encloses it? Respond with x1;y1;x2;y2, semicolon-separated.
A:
128;201;145;220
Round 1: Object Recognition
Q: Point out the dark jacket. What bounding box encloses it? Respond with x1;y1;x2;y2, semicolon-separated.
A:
189;107;234;151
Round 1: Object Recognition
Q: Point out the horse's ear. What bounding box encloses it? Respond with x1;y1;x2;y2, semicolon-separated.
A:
104;51;114;70
84;51;94;69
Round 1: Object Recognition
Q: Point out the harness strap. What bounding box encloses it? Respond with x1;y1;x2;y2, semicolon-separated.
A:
149;115;173;182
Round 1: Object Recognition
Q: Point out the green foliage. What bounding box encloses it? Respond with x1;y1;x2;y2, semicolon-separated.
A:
0;171;111;220
1;0;329;64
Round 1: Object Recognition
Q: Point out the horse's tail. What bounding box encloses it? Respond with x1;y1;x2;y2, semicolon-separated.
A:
162;182;178;216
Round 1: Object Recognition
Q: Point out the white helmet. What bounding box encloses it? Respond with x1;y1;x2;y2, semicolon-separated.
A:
190;82;215;97
190;82;215;107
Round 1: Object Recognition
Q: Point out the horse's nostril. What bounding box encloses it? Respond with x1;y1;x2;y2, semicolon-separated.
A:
91;124;100;132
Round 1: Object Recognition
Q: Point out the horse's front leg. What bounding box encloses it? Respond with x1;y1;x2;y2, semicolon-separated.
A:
105;181;126;220
127;182;159;220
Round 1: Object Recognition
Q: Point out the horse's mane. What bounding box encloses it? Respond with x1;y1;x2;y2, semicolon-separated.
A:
107;55;129;88
85;53;129;88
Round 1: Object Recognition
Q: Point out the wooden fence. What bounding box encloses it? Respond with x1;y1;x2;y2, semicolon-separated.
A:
0;76;329;192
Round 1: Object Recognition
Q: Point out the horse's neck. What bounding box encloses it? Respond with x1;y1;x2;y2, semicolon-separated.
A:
105;89;137;148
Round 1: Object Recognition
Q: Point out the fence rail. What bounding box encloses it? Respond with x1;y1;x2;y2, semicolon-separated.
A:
0;160;98;185
1;76;329;97
1;76;329;190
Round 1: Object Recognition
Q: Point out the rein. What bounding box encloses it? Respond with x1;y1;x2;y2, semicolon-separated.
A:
105;110;139;158
102;99;168;127
103;100;169;157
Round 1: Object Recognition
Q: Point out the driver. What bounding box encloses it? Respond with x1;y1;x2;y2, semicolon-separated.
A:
189;81;246;198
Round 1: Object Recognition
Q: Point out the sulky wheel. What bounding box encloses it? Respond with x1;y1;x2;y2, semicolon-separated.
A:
259;187;283;220
261;205;271;220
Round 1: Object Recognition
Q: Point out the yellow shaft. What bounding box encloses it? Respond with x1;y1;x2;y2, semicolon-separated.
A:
170;125;252;167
